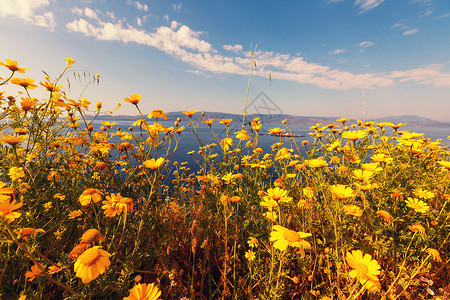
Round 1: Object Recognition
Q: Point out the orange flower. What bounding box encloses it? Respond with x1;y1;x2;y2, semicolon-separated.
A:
10;77;37;89
148;109;168;120
17;227;45;241
234;130;251;141
0;134;28;146
143;157;165;170
78;189;103;206
39;81;61;92
204;119;214;126
408;222;426;234
219;118;232;125
124;94;142;105
375;210;392;223
20;97;37;111
102;193;134;217
183;110;197;117
79;229;105;244
0;59;27;73
74;246;111;283
124;283;161;300
0;199;23;223
25;264;42;282
68;210;83;219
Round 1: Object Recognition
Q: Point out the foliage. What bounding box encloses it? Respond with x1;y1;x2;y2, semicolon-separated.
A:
0;59;449;299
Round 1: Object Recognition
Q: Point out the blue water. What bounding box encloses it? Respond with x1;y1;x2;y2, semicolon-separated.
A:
100;120;449;173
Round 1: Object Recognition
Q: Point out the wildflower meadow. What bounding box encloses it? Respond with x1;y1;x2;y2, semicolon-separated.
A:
0;58;449;299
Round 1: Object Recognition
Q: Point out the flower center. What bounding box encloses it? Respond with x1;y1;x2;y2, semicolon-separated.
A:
283;230;300;242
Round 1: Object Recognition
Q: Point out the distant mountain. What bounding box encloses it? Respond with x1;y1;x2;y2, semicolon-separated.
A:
90;112;450;127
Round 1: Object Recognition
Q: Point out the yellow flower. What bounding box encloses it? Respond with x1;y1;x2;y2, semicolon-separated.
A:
247;237;258;248
183;110;197;117
8;167;26;181
375;210;392;223
143;157;165;170
220;138;233;151
20;97;37;111
346;250;381;289
269;225;311;254
124;282;161;300
259;197;278;211
78;189;103;206
413;188;435;199
0;59;27;73
426;248;442;262
343;204;363;217
148;109;168;120
342;130;367;141
361;163;383;173
303;187;314;198
306;157;328;168
405;197;429;213
204;119;214;125
0;199;23;223
268;127;285;135
74;246;111;283
264;187;292;203
329;184;354;199
65;57;75;68
371;153;393;164
437;160;450;170
10;77;38;89
245;250;256;261
100;121;117;128
25;264;42;282
124;94;142;105
353;169;375;182
234;130;251;141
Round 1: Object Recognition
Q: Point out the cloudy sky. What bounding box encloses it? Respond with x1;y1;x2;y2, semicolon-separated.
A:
1;0;450;121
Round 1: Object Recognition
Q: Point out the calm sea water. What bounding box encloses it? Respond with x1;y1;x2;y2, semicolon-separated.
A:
99;120;450;174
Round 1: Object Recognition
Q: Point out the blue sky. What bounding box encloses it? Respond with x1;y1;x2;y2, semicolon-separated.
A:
1;0;450;121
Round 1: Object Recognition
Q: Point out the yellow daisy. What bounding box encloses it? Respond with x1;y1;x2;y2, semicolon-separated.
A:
405;197;429;213
74;246;111;283
346;250;381;287
269;225;311;254
124;282;161;300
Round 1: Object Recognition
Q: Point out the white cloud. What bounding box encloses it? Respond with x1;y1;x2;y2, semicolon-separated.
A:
65;17;450;90
0;0;56;30
164;14;170;21
390;64;450;87
84;7;100;22
126;0;149;11
223;44;243;53
359;41;374;48
66;18;213;53
392;20;419;36
403;28;419;35
136;17;142;27
355;0;384;13
329;48;347;55
106;11;115;20
172;3;182;12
